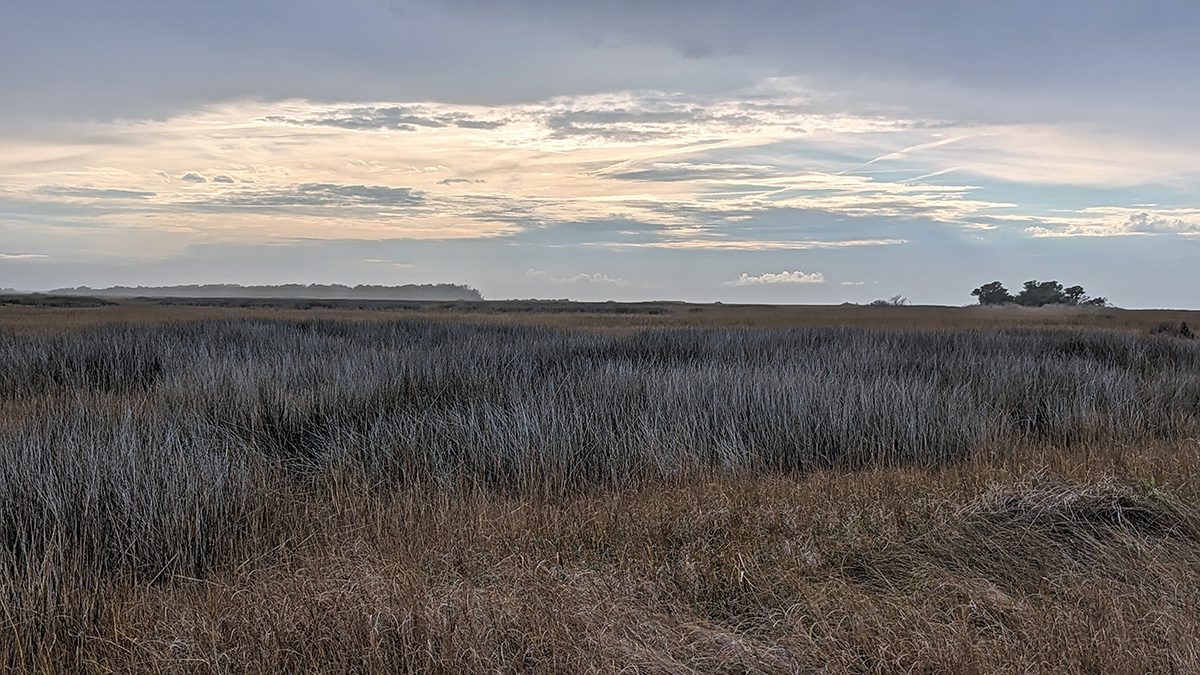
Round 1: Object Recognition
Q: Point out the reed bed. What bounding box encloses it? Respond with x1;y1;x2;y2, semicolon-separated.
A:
2;318;1199;672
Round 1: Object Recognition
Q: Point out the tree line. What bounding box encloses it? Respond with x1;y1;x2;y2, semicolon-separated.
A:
51;283;484;302
971;280;1107;307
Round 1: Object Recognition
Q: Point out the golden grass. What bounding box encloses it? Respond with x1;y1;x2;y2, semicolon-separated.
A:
5;306;1200;672
2;299;1198;335
9;442;1200;673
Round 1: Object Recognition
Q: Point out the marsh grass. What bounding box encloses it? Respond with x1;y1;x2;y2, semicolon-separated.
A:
3;317;1200;671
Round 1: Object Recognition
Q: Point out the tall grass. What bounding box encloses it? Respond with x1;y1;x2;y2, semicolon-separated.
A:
3;318;1200;671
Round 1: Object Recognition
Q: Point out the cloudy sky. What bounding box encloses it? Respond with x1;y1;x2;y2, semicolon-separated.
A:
2;1;1198;306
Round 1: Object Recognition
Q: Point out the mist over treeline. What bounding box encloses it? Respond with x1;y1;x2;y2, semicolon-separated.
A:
50;283;484;301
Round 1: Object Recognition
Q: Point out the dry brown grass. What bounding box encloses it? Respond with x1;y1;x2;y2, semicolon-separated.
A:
5;306;1200;672
9;442;1200;673
2;298;1198;335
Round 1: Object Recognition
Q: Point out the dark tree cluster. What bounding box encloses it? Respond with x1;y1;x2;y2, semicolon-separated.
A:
971;280;1107;307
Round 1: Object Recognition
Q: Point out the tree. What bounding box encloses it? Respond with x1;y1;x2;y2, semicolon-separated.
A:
974;279;1108;307
1015;280;1067;307
870;294;909;307
1063;285;1086;304
971;281;1013;305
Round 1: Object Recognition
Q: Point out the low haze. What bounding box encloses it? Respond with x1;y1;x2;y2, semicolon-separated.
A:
2;1;1198;306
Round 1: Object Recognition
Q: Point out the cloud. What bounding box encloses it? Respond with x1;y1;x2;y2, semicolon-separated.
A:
526;269;629;285
360;258;413;268
1;91;1196;258
452;119;506;130
36;186;156;199
0;253;48;260
725;270;825;286
264;105;507;132
600;161;779;182
841;281;865;286
537;92;911;145
189;183;425;209
1024;207;1200;238
842;135;975;174
0;94;1007;247
609;238;907;251
1125;211;1199;234
5;1;1198;134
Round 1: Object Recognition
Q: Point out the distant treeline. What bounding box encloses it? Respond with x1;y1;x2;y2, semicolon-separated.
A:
50;283;484;301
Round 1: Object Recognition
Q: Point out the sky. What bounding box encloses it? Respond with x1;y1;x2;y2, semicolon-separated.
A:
2;1;1198;306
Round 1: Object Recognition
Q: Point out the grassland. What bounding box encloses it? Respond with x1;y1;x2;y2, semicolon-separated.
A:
3;295;1198;334
3;300;1200;673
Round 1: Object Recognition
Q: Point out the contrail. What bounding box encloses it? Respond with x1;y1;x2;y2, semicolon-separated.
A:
839;134;973;175
903;166;961;183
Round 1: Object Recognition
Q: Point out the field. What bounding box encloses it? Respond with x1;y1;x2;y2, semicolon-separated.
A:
4;299;1200;673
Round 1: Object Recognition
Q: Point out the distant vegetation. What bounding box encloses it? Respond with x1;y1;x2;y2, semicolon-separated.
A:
972;280;1107;307
144;296;672;314
50;282;484;301
0;293;117;308
869;294;910;307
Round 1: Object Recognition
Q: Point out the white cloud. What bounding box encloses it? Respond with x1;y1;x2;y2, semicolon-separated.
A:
1125;211;1200;234
0;253;48;260
1;87;1197;256
609;238;907;251
725;270;825;286
360;258;414;268
526;269;629;285
1024;207;1200;238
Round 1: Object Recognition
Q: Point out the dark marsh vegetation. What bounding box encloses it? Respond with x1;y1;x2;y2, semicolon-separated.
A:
3;316;1200;672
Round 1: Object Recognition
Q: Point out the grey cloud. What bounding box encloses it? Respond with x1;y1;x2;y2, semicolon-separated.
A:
187;183;425;210
437;178;486;186
545;115;675;142
4;0;1198;141
458;1;1200;126
37;186;157;199
543;104;763;141
0;196;128;223
211;175;236;184
601;162;779;182
554;106;758;127
453;119;506;130
265;106;507;132
441;193;543;225
181;172;207;183
553;109;696;125
321;110;444;129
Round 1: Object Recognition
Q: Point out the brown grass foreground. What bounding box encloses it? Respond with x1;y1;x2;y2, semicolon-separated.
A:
4;303;1200;673
11;443;1200;673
